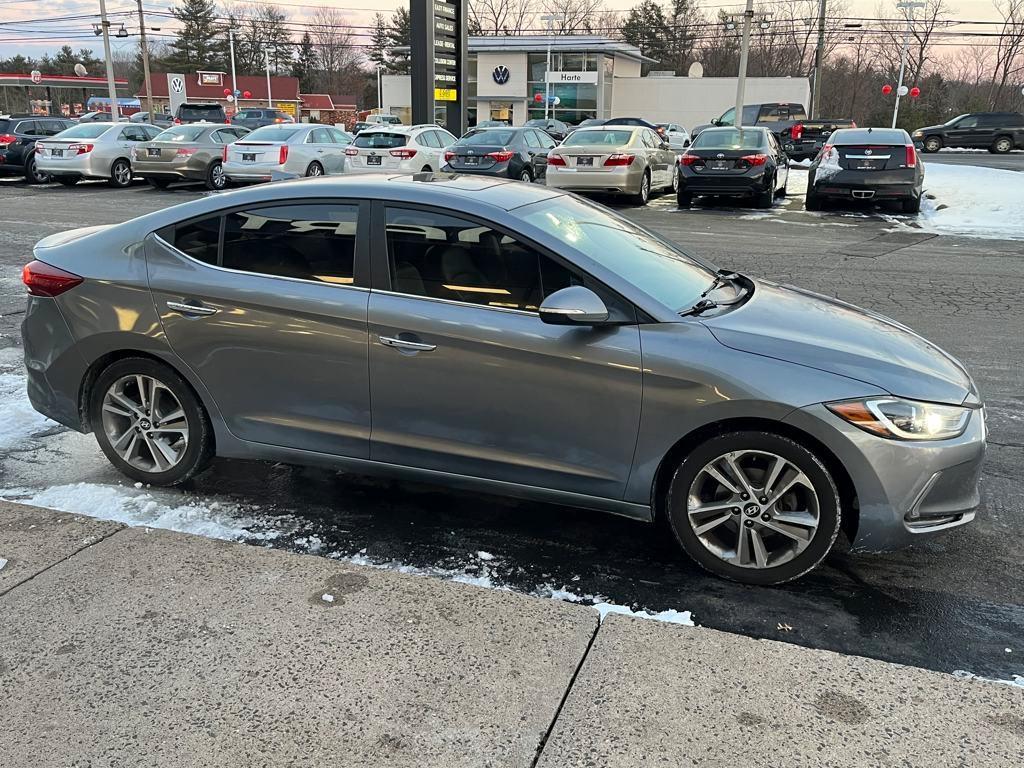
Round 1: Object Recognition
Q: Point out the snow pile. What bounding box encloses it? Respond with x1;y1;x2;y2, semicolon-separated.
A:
0;482;282;542
0;347;57;451
917;163;1024;239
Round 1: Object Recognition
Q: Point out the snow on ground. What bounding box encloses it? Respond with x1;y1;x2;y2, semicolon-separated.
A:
0;346;57;451
914;163;1024;240
952;670;1024;689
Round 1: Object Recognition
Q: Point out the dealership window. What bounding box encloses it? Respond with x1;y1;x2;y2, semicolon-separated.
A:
527;50;602;124
384;207;578;311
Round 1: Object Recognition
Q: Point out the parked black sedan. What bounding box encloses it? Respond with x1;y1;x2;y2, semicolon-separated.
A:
805;127;924;213
677;126;789;208
442;126;556;181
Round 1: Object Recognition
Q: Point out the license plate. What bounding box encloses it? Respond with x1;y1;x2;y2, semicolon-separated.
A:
148;147;161;157
367;155;382;165
854;162;882;171
464;156;479;165
242;153;256;162
576;156;594;167
51;149;63;158
710;160;730;170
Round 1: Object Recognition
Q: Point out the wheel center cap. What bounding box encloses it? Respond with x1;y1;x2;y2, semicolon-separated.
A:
139;418;152;430
744;503;760;517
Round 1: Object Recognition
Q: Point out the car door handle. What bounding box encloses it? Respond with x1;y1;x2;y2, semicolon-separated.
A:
166;300;219;317
379;335;436;352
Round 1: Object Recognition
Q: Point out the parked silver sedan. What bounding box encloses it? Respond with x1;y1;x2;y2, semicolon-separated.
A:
35;122;162;187
132;124;249;191
545;125;678;205
223;124;352;183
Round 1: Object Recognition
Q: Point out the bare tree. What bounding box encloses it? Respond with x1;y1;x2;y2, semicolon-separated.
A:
989;0;1024;108
308;6;363;97
871;0;952;83
538;0;607;34
470;0;536;34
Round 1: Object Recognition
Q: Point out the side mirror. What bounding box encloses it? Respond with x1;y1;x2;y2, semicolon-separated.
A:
710;118;720;126
539;286;609;326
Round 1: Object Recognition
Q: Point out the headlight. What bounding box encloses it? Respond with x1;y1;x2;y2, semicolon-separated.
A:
826;398;971;441
912;130;923;138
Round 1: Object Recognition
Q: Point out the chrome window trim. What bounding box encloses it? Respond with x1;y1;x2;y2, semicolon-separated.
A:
372;288;538;317
152;233;370;293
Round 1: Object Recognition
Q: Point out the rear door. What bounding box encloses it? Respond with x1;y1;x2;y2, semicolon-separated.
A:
146;200;372;456
308;127;341;173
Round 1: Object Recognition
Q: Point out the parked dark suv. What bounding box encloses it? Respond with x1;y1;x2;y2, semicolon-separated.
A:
173;103;228;125
230;108;295;130
913;112;1024;154
0;114;76;183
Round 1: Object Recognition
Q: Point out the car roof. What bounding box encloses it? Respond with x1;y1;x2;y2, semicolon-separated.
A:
573;124;643;132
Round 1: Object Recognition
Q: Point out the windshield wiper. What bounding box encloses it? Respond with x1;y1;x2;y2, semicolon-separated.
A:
680;271;747;317
700;270;741;298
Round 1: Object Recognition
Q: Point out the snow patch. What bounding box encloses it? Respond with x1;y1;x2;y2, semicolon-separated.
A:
952;669;1024;689
911;163;1024;240
0;370;58;451
538;584;696;627
0;557;7;572
475;550;495;561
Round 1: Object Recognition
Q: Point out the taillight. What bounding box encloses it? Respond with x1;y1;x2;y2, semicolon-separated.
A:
791;123;804;141
175;148;197;157
444;150;455;162
22;260;83;297
740;154;768;166
0;133;16;147
345;146;358;156
68;143;93;155
547;155;566;166
487;150;514;162
905;145;917;168
278;145;288;164
680;153;700;166
390;148;417;159
173;118;181;125
222;145;228;162
604;153;634;166
851;121;857;128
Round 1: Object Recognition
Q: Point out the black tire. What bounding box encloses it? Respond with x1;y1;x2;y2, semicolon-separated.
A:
754;179;774;208
633;170;651;205
305;161;324;178
665;431;842;585
108;158;132;188
677;190;692;208
991;136;1013;154
901;195;921;214
90;357;214;486
205;161;227;190
518;167;533;183
55;176;79;186
24;155;49;184
922;136;942;153
146;178;171;189
805;192;822;211
667;166;680;193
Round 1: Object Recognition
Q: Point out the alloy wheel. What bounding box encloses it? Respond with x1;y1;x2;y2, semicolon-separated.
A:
100;374;189;473
112;161;132;186
27;157;48;184
639;173;650;204
685;450;821;569
307;162;323;177
210;163;226;188
994;137;1012;153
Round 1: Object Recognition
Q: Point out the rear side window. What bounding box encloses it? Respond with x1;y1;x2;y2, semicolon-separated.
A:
168;217;221;265
354;132;407;149
222;204;358;284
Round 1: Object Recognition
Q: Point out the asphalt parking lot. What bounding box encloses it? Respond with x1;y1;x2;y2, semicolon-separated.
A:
1;170;1022;684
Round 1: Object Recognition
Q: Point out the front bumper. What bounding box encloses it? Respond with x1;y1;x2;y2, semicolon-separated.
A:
679;167;770;197
784;403;986;551
36;153;110;179
545;164;644;195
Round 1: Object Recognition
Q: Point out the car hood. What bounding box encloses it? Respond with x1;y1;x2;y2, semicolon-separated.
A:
914;124;947;134
701;279;975;405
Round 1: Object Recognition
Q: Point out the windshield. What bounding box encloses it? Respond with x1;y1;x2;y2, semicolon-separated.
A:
244;126;302;142
514;195;715;311
53;123;113;140
944;114;969;126
353;132;407;148
154;126;207;142
692;128;766;150
562;129;634;146
460;129;514;145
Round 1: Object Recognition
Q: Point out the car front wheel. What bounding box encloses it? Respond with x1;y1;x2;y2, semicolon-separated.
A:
633;170;651;205
90;357;213;486
923;136;942;153
665;431;842;585
991;136;1013;154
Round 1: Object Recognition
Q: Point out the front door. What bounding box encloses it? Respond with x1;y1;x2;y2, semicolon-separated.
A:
146;200;372;457
367;204;643;500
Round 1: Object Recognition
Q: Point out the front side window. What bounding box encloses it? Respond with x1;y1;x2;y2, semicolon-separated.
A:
220;204;358;284
956;116;979;128
385;207;577;312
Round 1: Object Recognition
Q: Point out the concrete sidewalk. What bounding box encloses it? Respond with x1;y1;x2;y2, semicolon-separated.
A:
1;501;1021;767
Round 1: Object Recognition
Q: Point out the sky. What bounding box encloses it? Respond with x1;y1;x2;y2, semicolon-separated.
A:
0;0;1010;62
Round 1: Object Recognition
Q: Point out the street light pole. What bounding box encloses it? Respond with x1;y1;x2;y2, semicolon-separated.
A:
265;49;274;109
540;13;563;121
810;0;827;119
228;27;238;112
733;0;754;128
892;0;926;128
97;0;120;121
136;0;154;123
377;64;384;111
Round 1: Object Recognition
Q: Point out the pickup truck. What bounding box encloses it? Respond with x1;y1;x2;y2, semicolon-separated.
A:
912;112;1024;154
692;103;855;160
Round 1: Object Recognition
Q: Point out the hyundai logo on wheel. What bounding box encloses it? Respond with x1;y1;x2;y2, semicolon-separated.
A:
492;66;510;85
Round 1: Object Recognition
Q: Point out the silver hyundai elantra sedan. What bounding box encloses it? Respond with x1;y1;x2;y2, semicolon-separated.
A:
20;174;986;584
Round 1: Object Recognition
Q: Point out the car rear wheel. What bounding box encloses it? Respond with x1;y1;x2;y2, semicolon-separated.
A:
108;158;132;188
665;431;842;585
677;189;692;208
901;196;921;214
991;136;1013;154
923;136;942;153
754;178;774;208
147;178;171;189
633;170;651;205
205;161;226;190
24;155;49;184
306;161;324;178
55;176;79;186
91;357;213;486
667;167;679;193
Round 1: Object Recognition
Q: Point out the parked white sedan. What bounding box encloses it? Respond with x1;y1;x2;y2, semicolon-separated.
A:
658;122;692;150
35;122;162;187
343;124;458;174
223;124;352;183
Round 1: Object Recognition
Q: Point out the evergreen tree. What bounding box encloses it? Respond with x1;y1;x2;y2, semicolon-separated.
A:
386;7;412;74
291;32;317;91
622;0;670;71
665;0;696;75
368;13;390;70
166;0;224;71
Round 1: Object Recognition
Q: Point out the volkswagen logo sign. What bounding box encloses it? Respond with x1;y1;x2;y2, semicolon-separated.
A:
864;148;873;155
492;65;511;85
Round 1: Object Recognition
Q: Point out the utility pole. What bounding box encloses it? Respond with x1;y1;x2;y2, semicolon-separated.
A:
892;1;925;128
266;49;274;109
98;0;120;121
733;0;754;128
228;28;238;112
810;0;827;118
135;0;155;122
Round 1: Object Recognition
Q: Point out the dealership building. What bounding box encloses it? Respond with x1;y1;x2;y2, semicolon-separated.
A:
382;35;810;130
